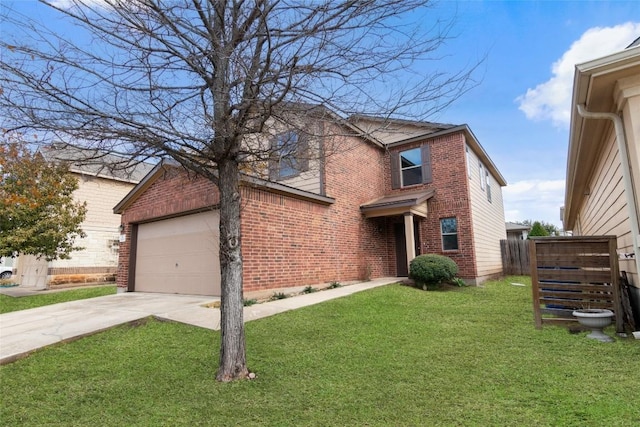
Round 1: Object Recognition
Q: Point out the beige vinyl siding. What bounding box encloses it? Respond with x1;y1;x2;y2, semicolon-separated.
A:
467;142;506;281
619;82;640;288
49;175;135;269
244;117;324;195
276;160;322;194
573;127;636;280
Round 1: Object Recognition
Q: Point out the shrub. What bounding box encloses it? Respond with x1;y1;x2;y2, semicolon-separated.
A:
270;292;288;301
409;254;459;289
450;277;467;287
327;281;342;289
243;298;258;306
302;286;317;294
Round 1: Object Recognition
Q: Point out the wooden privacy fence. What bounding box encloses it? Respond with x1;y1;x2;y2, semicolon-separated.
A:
501;239;530;275
530;236;623;333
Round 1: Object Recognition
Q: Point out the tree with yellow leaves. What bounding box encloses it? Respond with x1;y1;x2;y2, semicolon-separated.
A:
0;132;86;261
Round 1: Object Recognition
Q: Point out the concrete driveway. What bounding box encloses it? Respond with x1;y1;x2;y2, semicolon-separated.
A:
0;277;398;364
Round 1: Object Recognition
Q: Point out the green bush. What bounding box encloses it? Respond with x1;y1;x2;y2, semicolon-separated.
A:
327;281;342;289
409;254;459;289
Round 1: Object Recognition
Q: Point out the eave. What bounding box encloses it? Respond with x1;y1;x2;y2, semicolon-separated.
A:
113;160;335;215
564;46;640;229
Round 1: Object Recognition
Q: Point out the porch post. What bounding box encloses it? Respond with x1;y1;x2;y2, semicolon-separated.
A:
404;212;416;272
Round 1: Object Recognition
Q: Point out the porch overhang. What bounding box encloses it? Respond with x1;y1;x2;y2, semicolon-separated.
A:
359;189;435;218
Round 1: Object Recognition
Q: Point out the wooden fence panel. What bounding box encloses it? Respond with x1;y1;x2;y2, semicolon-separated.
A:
529;236;623;333
500;239;530;275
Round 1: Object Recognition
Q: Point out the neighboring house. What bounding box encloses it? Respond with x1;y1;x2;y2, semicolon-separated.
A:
563;41;640;318
505;222;530;240
15;144;154;288
114;112;507;296
0;257;14;279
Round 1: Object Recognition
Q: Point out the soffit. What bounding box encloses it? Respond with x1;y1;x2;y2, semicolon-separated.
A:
564;46;640;228
360;189;435;218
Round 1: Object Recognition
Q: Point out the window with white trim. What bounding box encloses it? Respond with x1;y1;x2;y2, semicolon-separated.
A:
486;170;492;202
466;146;472;178
479;161;485;191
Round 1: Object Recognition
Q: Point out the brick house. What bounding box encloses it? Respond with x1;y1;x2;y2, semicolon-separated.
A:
113;114;507;296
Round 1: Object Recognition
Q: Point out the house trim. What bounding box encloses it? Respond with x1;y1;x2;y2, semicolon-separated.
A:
387;125;507;187
360;189;434;218
575;104;640;278
564;46;640;266
114;160;335;215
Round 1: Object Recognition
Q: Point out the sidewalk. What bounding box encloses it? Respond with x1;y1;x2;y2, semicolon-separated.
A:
0;277;398;364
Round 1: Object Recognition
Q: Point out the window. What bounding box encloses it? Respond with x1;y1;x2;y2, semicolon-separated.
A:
479;161;485;191
391;145;432;189
485;170;492;202
271;131;308;180
466;146;472;178
400;148;422;186
440;217;459;251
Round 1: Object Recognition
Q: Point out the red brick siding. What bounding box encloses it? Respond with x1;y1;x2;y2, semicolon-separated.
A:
118;134;391;292
385;132;477;279
241;132;390;292
116;169;220;288
117;128;482;292
323;133;390;280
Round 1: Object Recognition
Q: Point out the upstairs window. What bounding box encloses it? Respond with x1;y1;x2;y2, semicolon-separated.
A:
391;145;432;189
479;161;485;191
486;170;492;203
441;217;459;251
400;148;422;186
270;131;308;180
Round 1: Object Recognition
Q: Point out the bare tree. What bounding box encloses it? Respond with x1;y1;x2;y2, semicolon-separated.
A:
0;0;478;381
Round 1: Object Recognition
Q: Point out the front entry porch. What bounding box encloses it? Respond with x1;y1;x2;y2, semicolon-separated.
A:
360;189;434;276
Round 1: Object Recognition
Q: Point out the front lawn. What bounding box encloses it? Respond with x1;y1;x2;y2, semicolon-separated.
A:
0;285;117;314
1;277;638;426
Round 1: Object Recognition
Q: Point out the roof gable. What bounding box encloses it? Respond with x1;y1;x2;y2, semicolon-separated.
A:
40;143;156;184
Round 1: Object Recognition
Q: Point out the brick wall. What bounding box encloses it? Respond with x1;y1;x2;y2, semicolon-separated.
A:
117;128;485;292
385;132;478;280
241;131;390;292
117;136;391;293
117;168;220;288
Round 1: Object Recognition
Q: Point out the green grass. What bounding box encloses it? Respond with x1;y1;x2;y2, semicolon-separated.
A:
0;285;117;314
1;277;638;426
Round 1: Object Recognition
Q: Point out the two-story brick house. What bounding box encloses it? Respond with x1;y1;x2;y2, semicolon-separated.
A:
113;113;507;296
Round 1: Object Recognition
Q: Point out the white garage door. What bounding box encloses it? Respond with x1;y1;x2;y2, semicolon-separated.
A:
135;211;221;296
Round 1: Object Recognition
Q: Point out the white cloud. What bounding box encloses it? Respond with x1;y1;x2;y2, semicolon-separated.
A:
503;179;566;228
516;22;640;128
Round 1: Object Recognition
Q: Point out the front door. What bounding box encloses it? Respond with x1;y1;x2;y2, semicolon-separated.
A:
394;219;422;277
394;223;408;276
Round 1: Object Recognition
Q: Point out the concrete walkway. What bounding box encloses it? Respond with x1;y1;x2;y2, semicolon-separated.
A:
0;277;398;364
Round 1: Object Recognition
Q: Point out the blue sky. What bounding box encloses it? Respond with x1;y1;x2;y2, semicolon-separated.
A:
425;1;640;229
4;1;640;230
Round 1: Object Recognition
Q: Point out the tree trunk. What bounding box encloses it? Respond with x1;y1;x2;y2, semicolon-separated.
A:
216;158;248;382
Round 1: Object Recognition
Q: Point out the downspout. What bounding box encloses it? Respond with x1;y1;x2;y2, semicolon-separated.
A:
576;104;640;277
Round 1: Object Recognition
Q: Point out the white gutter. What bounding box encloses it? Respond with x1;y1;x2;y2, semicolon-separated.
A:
576;104;640;275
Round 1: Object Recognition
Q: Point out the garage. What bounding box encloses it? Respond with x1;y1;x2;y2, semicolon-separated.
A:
134;210;221;296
